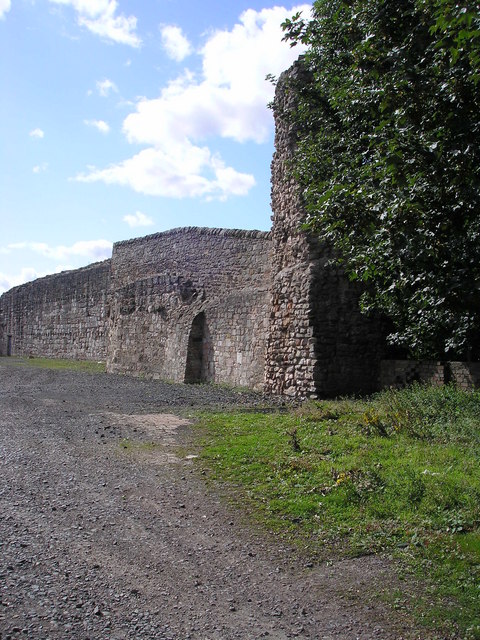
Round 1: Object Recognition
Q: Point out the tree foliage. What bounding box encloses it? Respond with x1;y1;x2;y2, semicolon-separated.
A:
280;0;480;358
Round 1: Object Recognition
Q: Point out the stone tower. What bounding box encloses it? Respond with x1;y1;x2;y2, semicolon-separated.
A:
265;61;386;398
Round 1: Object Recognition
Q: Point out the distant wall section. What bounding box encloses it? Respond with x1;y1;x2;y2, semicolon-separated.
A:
107;227;272;390
0;261;110;360
380;359;480;390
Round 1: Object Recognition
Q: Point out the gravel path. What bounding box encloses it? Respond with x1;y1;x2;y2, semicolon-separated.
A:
0;362;429;639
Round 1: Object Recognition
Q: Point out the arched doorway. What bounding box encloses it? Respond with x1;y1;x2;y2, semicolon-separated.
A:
184;312;214;383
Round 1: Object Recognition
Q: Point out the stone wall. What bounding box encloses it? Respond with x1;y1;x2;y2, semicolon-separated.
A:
380;360;480;390
265;62;386;398
0;261;111;360
0;227;271;391
106;227;272;390
2;63;478;397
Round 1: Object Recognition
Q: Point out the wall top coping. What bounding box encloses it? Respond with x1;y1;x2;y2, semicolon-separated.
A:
113;226;272;249
0;259;111;299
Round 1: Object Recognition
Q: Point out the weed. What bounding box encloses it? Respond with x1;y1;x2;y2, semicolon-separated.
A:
375;383;480;442
288;426;301;452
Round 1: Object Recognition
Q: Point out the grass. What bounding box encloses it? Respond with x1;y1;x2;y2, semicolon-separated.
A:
196;384;480;639
118;438;159;453
0;355;105;373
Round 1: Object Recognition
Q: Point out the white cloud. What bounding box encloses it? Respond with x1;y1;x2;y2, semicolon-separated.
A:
76;145;255;200
1;239;113;262
123;211;154;228
49;0;141;47
75;5;309;201
0;0;11;20
84;119;110;134
0;268;48;294
29;128;45;139
0;264;80;294
33;163;49;173
96;78;118;97
0;240;113;293
160;25;192;62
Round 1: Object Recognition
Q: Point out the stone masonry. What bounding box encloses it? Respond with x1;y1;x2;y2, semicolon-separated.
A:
0;261;110;361
107;227;272;390
1;62;477;396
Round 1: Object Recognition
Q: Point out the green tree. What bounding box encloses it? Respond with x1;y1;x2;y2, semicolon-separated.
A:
279;0;480;358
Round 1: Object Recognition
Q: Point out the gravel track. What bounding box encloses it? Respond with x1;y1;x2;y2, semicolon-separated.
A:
0;362;430;639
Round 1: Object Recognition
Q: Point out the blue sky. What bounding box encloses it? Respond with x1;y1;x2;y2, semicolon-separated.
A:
0;0;310;293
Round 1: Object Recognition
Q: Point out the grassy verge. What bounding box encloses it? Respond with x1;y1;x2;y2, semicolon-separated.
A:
0;356;105;373
196;384;480;639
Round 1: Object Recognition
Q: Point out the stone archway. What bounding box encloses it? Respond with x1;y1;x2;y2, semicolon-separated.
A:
184;312;214;383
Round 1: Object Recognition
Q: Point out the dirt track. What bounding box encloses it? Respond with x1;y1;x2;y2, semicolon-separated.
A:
0;362;428;639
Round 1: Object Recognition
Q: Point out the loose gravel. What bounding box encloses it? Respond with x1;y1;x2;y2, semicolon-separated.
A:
0;362;431;639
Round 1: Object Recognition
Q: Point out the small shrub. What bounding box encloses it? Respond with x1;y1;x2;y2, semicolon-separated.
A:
360;408;391;437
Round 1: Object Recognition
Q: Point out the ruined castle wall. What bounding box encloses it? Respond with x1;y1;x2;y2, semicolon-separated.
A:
107;227;271;390
265;63;386;397
0;261;110;360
